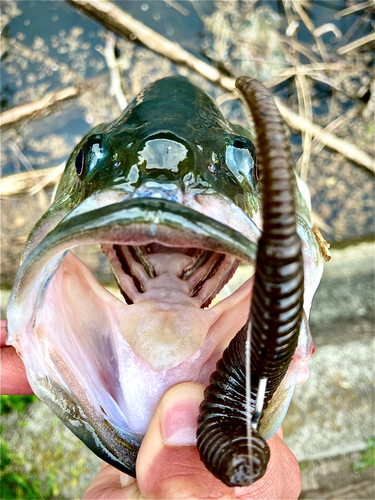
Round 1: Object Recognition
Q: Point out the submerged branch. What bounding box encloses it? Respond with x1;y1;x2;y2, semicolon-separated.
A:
66;0;235;90
65;0;374;174
4;0;373;175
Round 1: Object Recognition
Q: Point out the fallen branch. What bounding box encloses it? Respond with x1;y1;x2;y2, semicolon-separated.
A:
0;86;81;130
0;36;111;130
2;0;371;176
275;100;374;174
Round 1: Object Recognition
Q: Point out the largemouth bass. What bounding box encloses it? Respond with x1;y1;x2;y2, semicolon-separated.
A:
7;76;325;485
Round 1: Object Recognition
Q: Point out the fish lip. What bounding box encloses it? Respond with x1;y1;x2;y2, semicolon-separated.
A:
49;197;258;264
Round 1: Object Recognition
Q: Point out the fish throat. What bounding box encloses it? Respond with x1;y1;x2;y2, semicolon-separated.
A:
102;241;239;370
105;243;238;307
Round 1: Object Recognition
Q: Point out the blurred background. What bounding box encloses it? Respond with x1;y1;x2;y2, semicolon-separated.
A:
1;1;374;498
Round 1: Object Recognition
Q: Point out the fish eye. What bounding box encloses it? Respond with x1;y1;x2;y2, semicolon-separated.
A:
233;138;247;149
75;135;103;179
75;148;85;178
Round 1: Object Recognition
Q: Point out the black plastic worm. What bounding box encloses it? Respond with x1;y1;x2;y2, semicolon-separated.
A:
196;77;304;486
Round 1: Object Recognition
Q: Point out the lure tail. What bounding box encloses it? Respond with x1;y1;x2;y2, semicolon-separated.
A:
197;77;304;486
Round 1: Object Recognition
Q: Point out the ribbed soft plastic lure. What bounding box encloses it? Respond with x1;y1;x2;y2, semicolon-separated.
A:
7;76;325;485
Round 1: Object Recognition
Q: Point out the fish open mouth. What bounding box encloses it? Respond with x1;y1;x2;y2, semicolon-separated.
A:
7;76;323;483
100;239;251;371
7;193;262;473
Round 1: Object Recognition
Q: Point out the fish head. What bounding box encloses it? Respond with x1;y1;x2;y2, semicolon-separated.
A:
7;76;324;475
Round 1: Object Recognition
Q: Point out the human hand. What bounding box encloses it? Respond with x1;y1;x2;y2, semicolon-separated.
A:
83;383;301;500
0;319;33;395
1;320;301;498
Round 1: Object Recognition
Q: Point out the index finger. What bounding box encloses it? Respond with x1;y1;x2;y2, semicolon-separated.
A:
1;319;7;347
0;320;33;395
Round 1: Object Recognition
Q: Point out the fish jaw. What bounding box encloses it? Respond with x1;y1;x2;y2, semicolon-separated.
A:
6;193;261;475
6;188;322;476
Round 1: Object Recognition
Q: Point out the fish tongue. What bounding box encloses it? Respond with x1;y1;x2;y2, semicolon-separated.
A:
117;251;219;371
118;300;217;370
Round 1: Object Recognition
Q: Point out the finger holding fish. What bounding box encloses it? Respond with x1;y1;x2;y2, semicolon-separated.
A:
1;320;33;395
83;383;301;500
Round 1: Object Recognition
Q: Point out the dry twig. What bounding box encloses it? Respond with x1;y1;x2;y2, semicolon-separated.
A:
102;32;128;111
338;32;375;55
311;107;359;156
281;36;321;64
335;0;374;19
276;101;374;174
7;141;34;172
28;162;66;196
3;0;372;175
264;64;349;95
291;1;330;63
0;86;81;130
283;0;313;182
1;165;64;197
314;23;342;40
66;0;235;90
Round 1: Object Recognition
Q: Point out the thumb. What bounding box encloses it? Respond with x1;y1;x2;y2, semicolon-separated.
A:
136;382;235;499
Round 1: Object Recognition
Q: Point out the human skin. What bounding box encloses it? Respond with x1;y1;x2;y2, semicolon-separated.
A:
1;320;301;499
1;320;33;395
